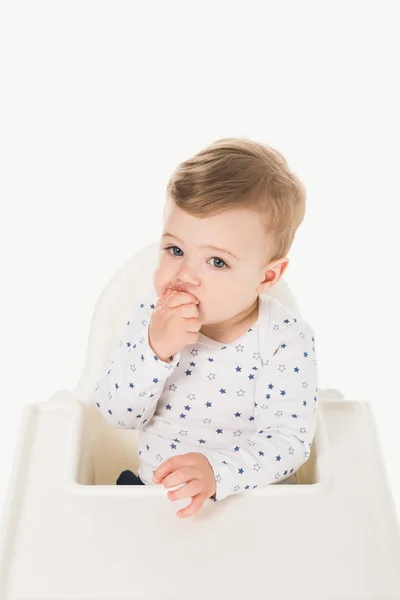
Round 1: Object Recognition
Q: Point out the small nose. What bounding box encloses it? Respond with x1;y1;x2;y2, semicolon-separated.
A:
176;268;200;287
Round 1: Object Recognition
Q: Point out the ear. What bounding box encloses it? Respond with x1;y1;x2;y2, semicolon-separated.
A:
256;257;289;295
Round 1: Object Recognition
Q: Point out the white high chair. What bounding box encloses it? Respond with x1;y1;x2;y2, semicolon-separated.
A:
1;241;400;600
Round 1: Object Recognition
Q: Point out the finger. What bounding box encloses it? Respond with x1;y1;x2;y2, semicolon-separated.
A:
153;454;190;483
168;478;203;502
165;291;200;308
177;493;207;519
175;304;200;319
155;288;174;308
184;317;202;333
162;466;199;489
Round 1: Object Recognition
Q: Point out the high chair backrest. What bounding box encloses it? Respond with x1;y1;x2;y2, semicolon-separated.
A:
73;242;301;405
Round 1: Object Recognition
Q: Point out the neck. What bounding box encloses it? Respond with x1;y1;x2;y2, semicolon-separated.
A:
199;297;259;342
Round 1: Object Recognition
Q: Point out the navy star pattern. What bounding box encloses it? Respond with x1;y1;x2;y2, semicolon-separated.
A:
94;287;319;503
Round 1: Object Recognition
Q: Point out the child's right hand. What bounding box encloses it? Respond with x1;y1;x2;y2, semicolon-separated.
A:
148;289;201;362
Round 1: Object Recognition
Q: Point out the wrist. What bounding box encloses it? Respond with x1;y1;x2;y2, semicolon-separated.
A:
148;330;170;363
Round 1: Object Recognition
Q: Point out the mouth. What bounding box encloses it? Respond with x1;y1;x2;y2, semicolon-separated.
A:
170;285;193;294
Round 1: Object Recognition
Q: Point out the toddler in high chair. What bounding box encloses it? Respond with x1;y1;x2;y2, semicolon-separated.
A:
94;137;319;518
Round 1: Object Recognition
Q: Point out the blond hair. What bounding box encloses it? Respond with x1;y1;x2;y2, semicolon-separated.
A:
166;137;307;263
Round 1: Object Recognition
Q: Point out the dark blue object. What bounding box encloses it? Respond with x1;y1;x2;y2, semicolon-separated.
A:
116;470;145;485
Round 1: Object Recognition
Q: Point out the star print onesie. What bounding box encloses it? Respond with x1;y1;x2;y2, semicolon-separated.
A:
94;286;319;502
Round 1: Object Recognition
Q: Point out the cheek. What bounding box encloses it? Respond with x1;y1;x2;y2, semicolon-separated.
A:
157;252;171;271
154;256;172;288
153;262;164;287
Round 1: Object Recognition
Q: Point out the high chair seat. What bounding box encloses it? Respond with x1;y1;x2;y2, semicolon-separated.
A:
0;242;400;600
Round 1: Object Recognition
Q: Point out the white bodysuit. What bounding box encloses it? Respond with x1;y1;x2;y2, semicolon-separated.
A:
94;286;319;502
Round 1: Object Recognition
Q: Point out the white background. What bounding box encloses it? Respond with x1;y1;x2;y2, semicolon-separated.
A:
1;0;399;530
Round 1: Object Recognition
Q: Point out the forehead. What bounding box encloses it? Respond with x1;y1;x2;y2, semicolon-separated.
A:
162;199;264;252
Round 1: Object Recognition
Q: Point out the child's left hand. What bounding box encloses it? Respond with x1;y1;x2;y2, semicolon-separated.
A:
152;452;216;518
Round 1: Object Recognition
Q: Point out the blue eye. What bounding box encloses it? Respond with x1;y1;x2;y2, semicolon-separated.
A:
164;246;229;269
167;246;183;257
210;257;227;269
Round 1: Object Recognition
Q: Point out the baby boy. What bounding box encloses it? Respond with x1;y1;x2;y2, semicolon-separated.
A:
94;137;319;518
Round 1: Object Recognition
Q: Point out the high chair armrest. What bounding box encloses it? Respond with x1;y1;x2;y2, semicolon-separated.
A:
319;387;345;402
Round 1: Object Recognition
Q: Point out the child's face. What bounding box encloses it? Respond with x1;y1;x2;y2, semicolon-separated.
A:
154;196;288;328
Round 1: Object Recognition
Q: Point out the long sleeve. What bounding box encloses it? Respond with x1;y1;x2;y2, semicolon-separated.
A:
201;315;319;502
94;291;181;430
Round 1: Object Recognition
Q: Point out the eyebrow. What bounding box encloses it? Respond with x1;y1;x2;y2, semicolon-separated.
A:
162;232;239;260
